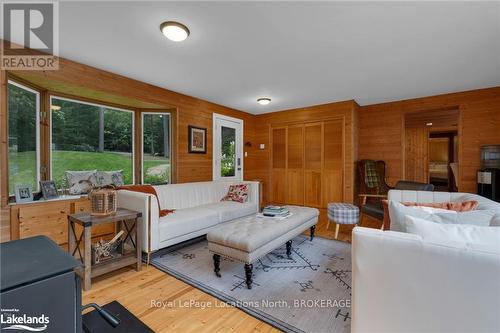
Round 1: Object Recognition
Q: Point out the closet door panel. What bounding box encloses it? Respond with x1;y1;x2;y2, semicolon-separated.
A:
323;119;343;206
304;123;323;207
286;125;304;205
323;170;343;205
272;128;287;204
304;170;322;207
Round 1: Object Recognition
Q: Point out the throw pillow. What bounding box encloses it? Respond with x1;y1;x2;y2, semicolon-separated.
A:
383;200;478;230
404;215;500;249
66;170;97;195
221;184;249;203
403;200;479;212
388;200;496;232
96;170;124;186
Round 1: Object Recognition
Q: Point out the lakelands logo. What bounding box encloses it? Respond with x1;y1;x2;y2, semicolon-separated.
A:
0;309;49;332
1;1;59;70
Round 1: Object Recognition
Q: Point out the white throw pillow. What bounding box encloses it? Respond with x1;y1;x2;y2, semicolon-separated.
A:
404;215;500;249
388;200;496;232
66;170;97;194
96;170;124;186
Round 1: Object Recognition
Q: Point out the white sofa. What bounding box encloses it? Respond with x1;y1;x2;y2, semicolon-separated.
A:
117;181;259;253
352;190;500;332
387;190;500;215
351;227;500;333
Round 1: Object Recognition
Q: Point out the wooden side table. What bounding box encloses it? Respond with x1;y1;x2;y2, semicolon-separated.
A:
67;208;142;290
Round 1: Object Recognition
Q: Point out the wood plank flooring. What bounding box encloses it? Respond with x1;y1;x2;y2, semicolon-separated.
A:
83;209;381;332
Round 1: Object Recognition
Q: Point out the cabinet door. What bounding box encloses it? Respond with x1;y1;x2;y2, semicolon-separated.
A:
304;123;323;207
271;127;287;204
19;203;72;245
286;125;304;205
323;119;344;206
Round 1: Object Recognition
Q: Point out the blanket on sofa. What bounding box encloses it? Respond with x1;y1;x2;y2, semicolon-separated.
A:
117;185;174;217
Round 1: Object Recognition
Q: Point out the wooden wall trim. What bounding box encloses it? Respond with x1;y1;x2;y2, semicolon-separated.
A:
0;70;8;208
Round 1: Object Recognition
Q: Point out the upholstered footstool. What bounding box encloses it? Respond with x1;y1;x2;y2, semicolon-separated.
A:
207;206;319;289
327;203;360;239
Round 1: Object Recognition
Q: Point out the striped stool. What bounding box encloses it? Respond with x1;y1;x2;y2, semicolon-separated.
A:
327;203;360;239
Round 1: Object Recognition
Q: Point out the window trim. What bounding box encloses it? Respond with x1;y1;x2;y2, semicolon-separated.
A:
7;80;41;194
49;95;136;185
141;112;172;184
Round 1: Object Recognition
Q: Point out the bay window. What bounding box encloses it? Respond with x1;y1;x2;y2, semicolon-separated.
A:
50;96;134;188
7;81;40;194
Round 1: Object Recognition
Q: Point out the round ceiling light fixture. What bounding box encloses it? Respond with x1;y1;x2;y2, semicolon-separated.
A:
160;21;190;42
257;97;271;105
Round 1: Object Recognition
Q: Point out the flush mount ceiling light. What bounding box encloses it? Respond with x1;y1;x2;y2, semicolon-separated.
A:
426;122;433;126
160;21;190;42
257;98;271;105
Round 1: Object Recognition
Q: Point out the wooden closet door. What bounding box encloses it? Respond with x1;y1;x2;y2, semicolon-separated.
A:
304;123;323;207
272;127;287;204
286;125;304;205
323;119;343;206
405;127;429;182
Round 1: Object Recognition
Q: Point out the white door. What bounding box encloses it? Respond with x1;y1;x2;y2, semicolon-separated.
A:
213;114;243;181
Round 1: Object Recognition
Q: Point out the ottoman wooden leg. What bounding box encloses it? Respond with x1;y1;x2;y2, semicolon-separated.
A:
213;254;221;277
244;264;253;289
310;225;316;241
286;240;292;258
334;224;340;239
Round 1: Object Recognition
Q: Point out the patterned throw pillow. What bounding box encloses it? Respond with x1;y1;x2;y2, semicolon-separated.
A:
96;170;124;186
66;170;97;195
221;184;249;203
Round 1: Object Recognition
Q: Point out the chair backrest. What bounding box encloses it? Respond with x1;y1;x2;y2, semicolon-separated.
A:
357;159;390;195
394;180;434;191
449;162;459;191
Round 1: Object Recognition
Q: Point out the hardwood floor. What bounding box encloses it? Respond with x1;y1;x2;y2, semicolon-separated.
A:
82;209;382;332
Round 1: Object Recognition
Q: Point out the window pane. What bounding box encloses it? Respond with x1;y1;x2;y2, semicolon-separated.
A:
8;82;39;195
142;114;170;184
221;126;236;177
51;97;133;188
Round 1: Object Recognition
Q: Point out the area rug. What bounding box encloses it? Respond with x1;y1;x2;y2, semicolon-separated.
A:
150;235;351;333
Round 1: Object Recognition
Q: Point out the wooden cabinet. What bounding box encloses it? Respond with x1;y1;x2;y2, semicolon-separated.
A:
270;118;344;208
10;197;114;248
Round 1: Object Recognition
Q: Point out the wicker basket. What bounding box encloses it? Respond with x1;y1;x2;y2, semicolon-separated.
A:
89;186;117;216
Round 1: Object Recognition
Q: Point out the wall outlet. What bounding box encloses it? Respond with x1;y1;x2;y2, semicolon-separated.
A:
259;143;265;150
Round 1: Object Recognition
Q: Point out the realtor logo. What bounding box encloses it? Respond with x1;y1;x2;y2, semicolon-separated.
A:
1;1;59;70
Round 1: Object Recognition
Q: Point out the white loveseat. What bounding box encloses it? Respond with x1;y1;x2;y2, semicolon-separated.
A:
352;190;500;332
117;181;259;254
387;189;500;215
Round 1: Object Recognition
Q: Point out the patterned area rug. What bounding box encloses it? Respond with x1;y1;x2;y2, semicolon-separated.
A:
150;235;351;333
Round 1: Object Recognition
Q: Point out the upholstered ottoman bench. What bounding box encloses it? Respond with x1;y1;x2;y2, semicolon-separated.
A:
207;205;319;289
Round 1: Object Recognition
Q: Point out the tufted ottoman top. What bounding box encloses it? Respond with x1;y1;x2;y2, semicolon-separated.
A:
207;206;319;253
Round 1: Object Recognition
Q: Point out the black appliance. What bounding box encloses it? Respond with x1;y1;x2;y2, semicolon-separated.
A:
478;145;500;202
478;168;500;203
0;236;82;333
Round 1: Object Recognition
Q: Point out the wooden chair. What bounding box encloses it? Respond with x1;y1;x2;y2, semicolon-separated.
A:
357;160;392;227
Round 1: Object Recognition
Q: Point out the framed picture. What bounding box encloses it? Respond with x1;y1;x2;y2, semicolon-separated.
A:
188;125;207;154
15;184;33;203
40;180;59;200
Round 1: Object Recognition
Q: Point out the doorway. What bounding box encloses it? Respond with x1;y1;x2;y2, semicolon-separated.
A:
213;114;243;181
404;108;459;191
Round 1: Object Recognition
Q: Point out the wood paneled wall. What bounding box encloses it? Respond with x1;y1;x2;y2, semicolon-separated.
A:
246;100;359;204
0;55;254;242
358;87;500;193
